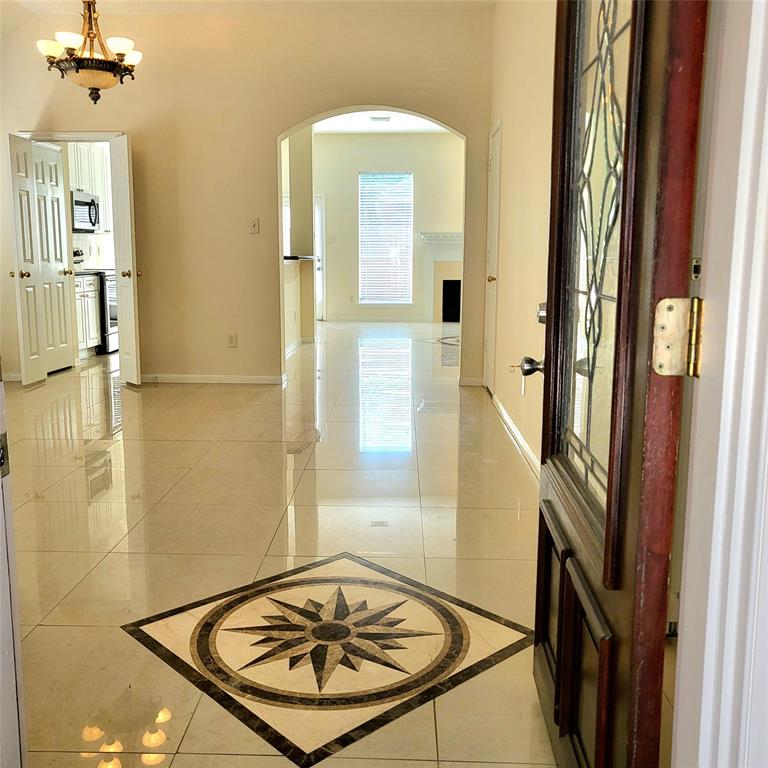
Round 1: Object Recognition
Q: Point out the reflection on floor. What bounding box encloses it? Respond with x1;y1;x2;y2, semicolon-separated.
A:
7;321;554;767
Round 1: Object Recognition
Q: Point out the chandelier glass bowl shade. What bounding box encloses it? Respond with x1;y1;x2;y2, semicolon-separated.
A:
36;0;142;104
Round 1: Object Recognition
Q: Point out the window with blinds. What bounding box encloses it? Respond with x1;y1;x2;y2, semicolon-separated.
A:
359;172;414;304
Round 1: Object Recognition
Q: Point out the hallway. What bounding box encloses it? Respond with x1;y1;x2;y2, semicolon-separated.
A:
7;321;553;767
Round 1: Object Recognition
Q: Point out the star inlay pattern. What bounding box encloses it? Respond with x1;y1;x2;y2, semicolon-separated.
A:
226;586;437;692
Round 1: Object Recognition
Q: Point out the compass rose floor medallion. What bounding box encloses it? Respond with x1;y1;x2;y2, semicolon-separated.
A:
123;553;533;766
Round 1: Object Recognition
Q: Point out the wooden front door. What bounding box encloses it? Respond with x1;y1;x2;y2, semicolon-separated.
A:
531;1;708;766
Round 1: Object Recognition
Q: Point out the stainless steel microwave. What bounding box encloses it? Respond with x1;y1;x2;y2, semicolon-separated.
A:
72;191;100;233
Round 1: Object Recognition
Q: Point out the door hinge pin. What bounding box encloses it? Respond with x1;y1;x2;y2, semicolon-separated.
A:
687;296;702;378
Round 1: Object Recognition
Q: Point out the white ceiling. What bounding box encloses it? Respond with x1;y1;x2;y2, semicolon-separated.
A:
313;111;448;134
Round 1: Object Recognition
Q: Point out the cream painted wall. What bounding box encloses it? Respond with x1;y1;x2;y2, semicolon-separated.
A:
313;132;464;322
1;1;492;381
490;0;557;458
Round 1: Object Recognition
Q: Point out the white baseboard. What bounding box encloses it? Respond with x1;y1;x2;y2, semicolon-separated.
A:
458;377;484;386
142;373;282;385
2;372;21;382
300;336;314;343
491;393;541;480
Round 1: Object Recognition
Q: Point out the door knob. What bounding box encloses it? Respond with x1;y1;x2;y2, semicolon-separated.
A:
520;355;545;376
8;271;15;278
19;271;31;279
136;270;142;278
487;275;497;283
63;269;74;276
121;270;132;278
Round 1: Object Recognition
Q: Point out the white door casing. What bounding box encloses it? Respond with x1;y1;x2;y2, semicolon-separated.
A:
109;135;141;385
484;125;502;391
0;370;26;768
33;143;74;373
314;195;326;321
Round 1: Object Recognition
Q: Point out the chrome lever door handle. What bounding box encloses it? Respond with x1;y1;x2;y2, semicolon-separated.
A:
520;356;545;376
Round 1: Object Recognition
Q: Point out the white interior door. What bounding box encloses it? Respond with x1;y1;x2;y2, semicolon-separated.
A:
313;195;326;321
33;143;74;373
483;125;502;391
0;370;26;768
109;135;142;385
10;135;47;385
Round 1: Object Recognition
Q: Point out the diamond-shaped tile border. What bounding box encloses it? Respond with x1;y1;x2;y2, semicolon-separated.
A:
122;553;533;767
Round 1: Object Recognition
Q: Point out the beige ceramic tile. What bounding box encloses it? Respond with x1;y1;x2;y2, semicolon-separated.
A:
310;441;417;470
173;757;436;768
26;753;174;767
43;552;259;626
195;441;314;471
292;470;420;508
435;649;554;764
163;468;303;507
418;469;539;509
8;465;76;509
36;467;188;506
425;558;537;628
16;550;103;624
115;503;285;556
8;438;86;468
22;626;201;754
14;500;150;552
85;439;214;469
256;555;427;583
268;506;425;557
421;507;539;560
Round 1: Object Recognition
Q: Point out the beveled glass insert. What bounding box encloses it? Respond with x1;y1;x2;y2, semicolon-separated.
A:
562;0;632;507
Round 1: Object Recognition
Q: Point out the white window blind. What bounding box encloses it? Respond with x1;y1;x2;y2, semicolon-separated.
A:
359;172;414;304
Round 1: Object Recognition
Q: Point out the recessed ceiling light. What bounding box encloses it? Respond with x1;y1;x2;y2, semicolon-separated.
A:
369;116;391;122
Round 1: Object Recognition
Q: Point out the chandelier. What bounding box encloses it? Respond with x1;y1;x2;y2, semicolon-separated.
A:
35;1;142;105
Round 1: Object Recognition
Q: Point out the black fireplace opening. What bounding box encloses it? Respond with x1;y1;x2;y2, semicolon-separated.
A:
442;279;461;322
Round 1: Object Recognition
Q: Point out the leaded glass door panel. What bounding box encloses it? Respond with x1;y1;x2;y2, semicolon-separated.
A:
531;1;708;766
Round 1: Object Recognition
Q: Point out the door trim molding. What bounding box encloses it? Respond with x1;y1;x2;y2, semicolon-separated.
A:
490;393;540;480
676;1;768;765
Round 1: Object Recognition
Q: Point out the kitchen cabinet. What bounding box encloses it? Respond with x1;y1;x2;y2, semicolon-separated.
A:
67;143;113;232
75;275;102;352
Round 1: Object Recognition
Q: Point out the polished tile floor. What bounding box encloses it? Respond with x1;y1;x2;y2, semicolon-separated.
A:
6;321;554;767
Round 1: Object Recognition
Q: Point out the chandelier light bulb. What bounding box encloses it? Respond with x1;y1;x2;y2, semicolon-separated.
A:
98;759;122;768
37;39;65;57
55;30;84;48
124;50;143;66
142;728;167;748
155;707;171;724
81;724;105;742
141;755;166;766
106;36;135;54
99;739;124;753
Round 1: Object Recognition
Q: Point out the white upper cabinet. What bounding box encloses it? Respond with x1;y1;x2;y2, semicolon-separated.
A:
67;142;113;232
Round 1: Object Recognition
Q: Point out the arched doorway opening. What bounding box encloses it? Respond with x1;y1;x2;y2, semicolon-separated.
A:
276;106;468;386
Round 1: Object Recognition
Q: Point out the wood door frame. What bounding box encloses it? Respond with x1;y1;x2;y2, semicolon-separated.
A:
538;0;708;765
675;1;768;764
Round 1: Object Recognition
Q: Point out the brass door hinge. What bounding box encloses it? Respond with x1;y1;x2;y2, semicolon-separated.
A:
652;297;702;378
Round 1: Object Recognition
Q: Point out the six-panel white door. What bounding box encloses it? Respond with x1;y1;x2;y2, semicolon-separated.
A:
33;143;75;374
